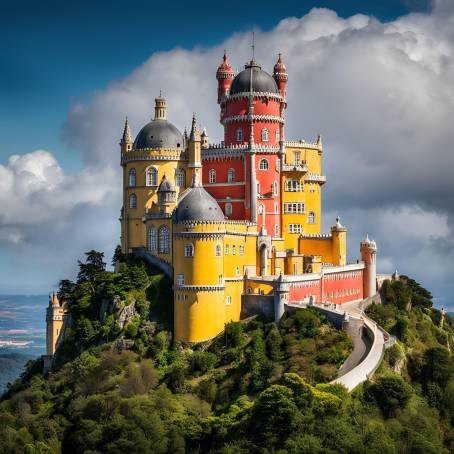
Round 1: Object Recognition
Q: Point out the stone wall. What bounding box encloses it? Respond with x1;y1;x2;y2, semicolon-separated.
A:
241;294;275;320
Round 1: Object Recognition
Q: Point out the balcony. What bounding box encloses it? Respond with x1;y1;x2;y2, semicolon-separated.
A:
282;163;308;173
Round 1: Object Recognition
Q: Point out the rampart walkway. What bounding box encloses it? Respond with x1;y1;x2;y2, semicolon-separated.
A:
287;294;394;391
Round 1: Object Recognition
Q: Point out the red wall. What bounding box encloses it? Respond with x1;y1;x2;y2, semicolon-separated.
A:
288;269;364;305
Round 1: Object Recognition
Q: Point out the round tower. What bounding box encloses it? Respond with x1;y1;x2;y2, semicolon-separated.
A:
360;234;377;298
216;51;235;104
173;180;227;343
46;292;64;356
330;216;347;266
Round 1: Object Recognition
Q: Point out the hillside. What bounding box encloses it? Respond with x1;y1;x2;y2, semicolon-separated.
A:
1;251;454;453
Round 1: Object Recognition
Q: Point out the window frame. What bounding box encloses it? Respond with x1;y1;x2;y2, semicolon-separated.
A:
146;167;158;187
129;193;137;209
259;158;269;171
209;169;216;184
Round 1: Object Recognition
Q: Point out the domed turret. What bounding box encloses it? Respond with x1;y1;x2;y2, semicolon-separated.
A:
133;96;184;150
175;175;224;222
273;53;288;97
216;51;235;103
229;60;279;95
157;174;176;211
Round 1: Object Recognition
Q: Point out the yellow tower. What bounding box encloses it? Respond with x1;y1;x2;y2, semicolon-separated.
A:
46;293;65;356
120;95;187;253
331;216;347;266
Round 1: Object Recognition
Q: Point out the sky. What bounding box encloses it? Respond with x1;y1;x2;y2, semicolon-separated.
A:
3;0;454;310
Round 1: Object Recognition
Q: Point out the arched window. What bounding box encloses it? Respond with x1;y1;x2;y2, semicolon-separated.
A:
129;193;137;209
176;274;185;286
128;168;136;187
239;245;244;255
209;169;216;183
272;181;278;196
226;296;232;305
236;128;243;142
247;287;252;294
232;245;236;255
225;202;232;216
225;244;229;255
308;211;316;224
147;226;157;251
258;204;264;215
175;169;185;187
259;159;269;170
158;226;170;253
227;168;235;183
184;243;194;257
235;267;240;276
146;167;158;186
274;224;279;237
215;244;222;257
275;129;280;142
261;128;269;142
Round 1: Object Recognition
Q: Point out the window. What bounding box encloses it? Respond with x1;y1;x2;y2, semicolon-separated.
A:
176;274;185;286
272;181;278;196
215;244;221;257
236;128;243;142
225;244;229;255
276;129;280;142
293;263;298;274
258;204;264;215
261;128;269;142
259;159;269;170
308;211;316;224
235;267;240;276
128;168;136;187
239;245;244;255
284;202;305;214
226;296;232;305
146;167;158;186
147;226;157;251
227;168;235;182
158;226;170;253
175;169;185;187
247;287;252;294
285;179;302;192
257;182;261;194
225;202;232;216
232;245;236;255
184;243;194;257
274;202;279;213
218;274;223;285
288;224;302;234
209;169;216;183
293;151;301;165
129;193;137;209
274;224;279;237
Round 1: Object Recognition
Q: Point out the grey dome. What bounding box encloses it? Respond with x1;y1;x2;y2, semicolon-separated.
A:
230;61;279;95
157;175;175;192
175;186;225;222
134;119;184;149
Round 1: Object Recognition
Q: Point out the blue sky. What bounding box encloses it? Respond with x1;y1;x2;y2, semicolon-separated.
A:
0;0;427;171
4;0;454;311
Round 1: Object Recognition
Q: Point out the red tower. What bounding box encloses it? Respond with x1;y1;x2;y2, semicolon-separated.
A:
203;53;288;237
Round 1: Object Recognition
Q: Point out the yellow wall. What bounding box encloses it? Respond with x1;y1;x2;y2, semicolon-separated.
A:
281;145;324;252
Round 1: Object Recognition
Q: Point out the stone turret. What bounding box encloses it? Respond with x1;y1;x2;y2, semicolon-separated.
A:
120;117;132;153
188;114;202;185
360;234;377;298
46;293;65;356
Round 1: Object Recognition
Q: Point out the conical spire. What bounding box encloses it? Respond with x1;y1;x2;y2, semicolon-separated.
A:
121;117;132;144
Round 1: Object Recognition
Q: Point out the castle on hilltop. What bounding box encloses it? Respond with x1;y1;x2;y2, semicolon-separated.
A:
118;52;378;343
45;51;379;355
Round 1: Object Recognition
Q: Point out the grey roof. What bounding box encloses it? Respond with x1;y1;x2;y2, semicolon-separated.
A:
157;175;176;192
230;61;279;95
175;186;225;222
133;119;184;149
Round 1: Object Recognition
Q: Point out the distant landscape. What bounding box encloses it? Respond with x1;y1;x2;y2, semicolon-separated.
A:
0;295;47;393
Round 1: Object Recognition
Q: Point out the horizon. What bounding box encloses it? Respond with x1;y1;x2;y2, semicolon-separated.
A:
1;0;454;309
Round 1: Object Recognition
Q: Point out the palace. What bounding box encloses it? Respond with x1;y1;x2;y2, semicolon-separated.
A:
117;52;378;343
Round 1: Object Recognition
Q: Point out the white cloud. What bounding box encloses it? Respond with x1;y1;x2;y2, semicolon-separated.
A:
2;2;454;303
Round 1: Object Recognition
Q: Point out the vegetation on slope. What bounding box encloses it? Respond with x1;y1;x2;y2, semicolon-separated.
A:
1;254;454;453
